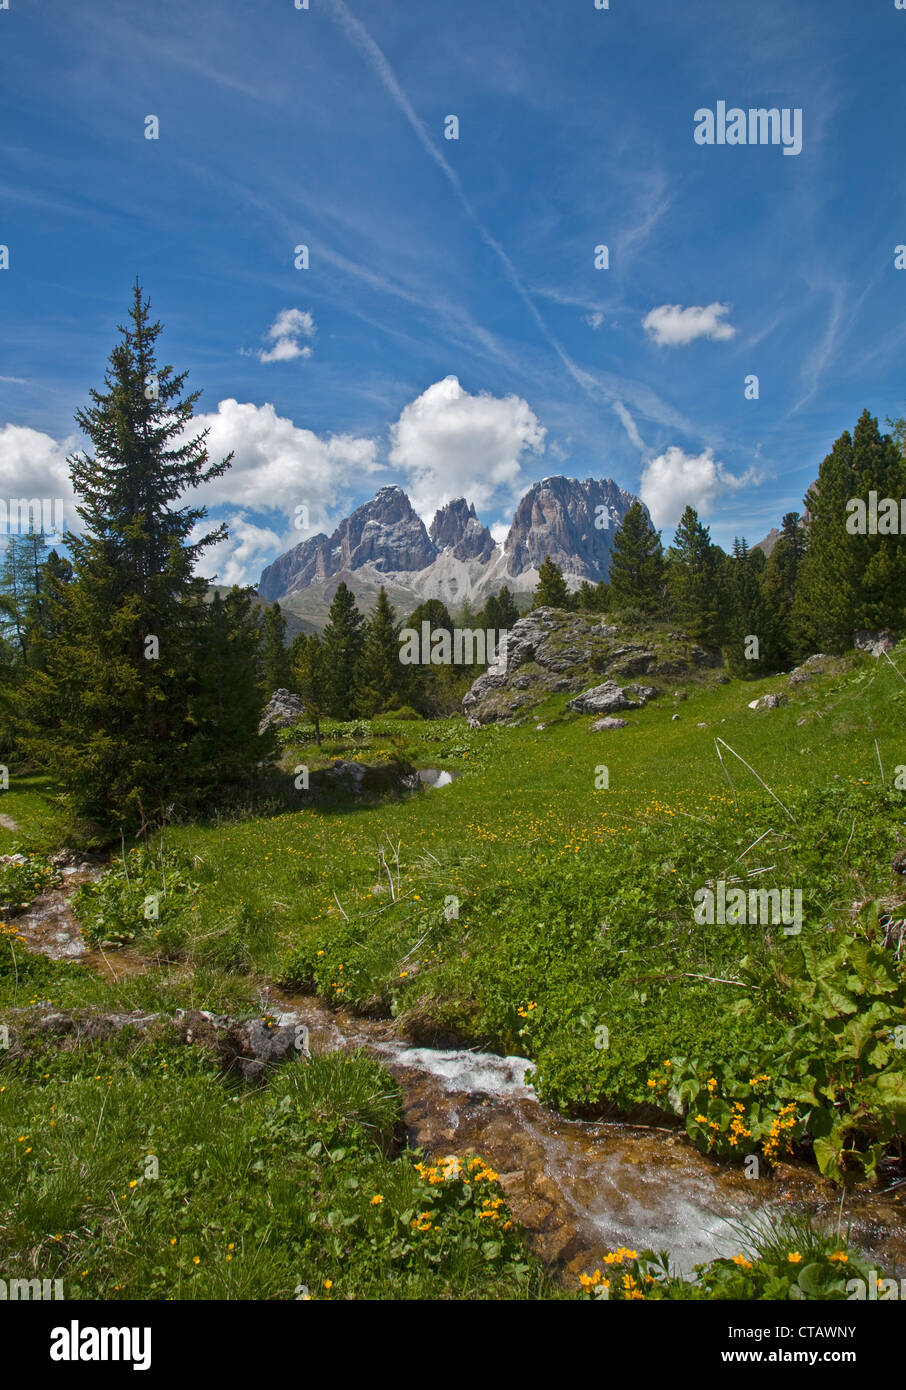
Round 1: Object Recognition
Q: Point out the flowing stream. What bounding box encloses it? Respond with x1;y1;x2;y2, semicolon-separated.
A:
9;865;906;1283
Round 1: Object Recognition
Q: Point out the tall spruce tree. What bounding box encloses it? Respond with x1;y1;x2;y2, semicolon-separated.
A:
355;586;407;716
185;586;268;801
762;513;806;664
723;539;776;676
667;506;723;643
533;556;570;609
481;585;519;630
322;581;364;717
403;598;455;717
259;602;289;691
607;502;665;613
495;585;519;628
16;283;264;826
851;410;906;629
0;532;49;663
293;633;328;745
406;597;454;636
573;580;607;613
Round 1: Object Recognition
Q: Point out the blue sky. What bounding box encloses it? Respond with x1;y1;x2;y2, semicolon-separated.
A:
2;0;905;584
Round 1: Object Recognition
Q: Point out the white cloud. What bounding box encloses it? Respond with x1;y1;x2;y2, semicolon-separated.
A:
256;308;316;363
0;424;78;535
0;405;382;583
612;401;646;453
640;445;758;529
388;375;545;520
490;521;509;546
642;302;736;348
585;311;604;330
189;398;379;527
195;515;285;587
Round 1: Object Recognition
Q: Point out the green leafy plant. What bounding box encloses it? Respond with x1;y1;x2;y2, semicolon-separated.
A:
0;854;58;913
73;847;199;949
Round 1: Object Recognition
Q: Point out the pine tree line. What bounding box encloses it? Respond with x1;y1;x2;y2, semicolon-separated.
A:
530;406;905;670
282;580;522;725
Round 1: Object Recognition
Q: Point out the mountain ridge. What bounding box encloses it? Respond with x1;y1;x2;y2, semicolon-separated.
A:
257;475;647;616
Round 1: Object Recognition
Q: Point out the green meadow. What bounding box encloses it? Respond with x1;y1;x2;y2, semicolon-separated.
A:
1;632;904;1299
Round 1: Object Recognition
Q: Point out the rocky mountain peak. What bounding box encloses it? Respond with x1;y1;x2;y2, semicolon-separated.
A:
429;498;495;563
503;475;644;582
258;486;437;600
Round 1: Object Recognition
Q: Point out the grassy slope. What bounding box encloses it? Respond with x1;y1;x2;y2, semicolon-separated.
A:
166;645;904;1085
1;641;903;1299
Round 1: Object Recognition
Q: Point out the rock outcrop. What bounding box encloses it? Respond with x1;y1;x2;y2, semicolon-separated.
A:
747;693;788;710
7;1007;308;1085
462;609;723;725
258;688;305;733
568;681;640;714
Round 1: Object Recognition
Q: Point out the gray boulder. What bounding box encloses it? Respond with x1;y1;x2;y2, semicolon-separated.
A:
591;716;629;730
747;692;788;710
322;760;368;793
568;680;639;714
258;688;305;734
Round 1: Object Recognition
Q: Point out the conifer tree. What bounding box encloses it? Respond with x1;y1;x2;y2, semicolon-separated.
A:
16;283;263;826
259;602;289;690
406;598;454;636
495;585;519;628
355;586;407;716
723;539;776;676
851;410;906;629
482;593;503;631
403;598;455;716
792;411;906;652
533;556;570;609
456;596;479;628
667;506;722;643
321;581;364;718
185;587;268;800
481;585;520;630
791;433;857;653
761;513;806;664
293;633;328;745
0;532;48;662
607;502;664;613
574;579;608;612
